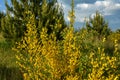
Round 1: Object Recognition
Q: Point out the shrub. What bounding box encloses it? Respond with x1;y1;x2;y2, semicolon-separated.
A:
13;0;120;80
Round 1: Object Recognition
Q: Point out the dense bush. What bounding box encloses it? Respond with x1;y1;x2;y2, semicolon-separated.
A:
0;0;118;80
1;0;66;44
13;11;120;80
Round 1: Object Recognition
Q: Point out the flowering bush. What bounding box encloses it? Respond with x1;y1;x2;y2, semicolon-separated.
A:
14;1;120;79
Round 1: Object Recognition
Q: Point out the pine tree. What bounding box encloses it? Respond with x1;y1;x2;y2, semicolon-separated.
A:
0;12;5;32
2;0;66;43
116;29;120;33
86;11;111;38
1;11;21;44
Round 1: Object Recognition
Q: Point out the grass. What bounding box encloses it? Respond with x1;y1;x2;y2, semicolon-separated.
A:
0;33;23;80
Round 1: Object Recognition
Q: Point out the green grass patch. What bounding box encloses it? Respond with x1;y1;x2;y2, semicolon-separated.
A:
0;33;23;80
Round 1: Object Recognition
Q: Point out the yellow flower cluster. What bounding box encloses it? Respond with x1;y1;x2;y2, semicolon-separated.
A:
15;11;47;80
63;27;81;79
108;32;120;43
88;46;119;80
14;10;81;80
13;1;120;79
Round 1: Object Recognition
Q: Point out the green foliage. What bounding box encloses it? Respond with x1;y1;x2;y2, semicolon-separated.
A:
104;32;120;55
13;1;120;80
14;9;81;79
0;0;120;80
1;11;21;45
0;12;5;32
1;0;66;44
116;29;120;33
0;65;23;80
0;33;23;80
86;11;111;38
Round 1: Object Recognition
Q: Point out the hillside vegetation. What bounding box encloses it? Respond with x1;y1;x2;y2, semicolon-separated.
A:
0;0;120;80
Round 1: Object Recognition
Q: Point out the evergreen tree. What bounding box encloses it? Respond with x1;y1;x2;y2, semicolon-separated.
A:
2;0;66;43
116;29;120;33
0;12;5;32
1;11;18;44
86;11;111;38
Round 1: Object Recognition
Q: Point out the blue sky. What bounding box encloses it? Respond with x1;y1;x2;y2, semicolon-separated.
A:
0;0;120;30
58;0;120;30
0;0;6;13
0;0;11;12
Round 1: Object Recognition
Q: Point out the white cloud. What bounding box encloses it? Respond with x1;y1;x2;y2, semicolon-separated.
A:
115;3;120;7
76;17;85;22
94;0;120;13
61;4;66;8
90;13;96;18
58;0;120;29
102;2;120;16
75;10;91;22
95;1;111;7
74;0;120;20
76;3;89;9
79;18;85;22
55;2;66;9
